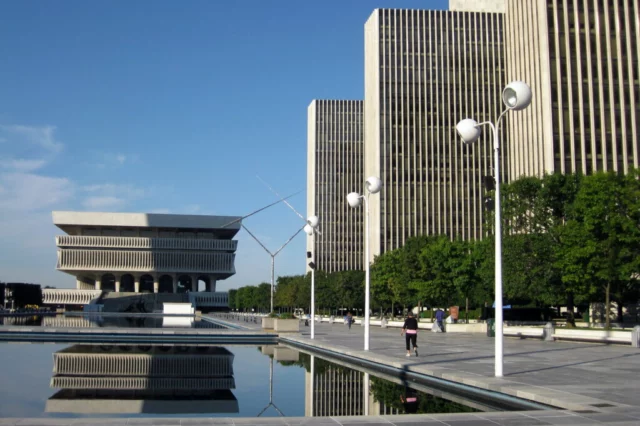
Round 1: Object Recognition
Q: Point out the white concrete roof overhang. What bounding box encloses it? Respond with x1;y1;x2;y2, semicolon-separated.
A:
52;211;242;238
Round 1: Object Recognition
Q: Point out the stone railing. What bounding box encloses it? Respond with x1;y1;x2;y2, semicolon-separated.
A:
56;249;235;273
42;289;102;305
56;235;238;252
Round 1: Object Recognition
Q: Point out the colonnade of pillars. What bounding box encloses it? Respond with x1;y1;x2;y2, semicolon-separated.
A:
79;273;217;294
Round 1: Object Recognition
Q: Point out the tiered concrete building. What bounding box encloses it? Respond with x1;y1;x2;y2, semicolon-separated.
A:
307;100;364;272
52;211;241;294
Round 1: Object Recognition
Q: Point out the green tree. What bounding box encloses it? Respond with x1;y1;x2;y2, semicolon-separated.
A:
557;171;640;328
501;172;583;319
333;270;364;312
228;289;237;310
370;249;407;315
274;275;297;311
256;282;271;312
415;236;463;307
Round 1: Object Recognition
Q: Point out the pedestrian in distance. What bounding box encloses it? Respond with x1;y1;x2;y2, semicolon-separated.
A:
401;311;419;357
435;308;445;332
345;311;354;330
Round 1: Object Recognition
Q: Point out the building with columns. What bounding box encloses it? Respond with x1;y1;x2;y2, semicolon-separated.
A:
52;211;241;296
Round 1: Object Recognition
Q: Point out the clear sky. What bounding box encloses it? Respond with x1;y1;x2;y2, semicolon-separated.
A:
0;0;448;291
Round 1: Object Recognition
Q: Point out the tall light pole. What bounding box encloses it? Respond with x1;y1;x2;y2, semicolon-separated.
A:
456;81;532;377
347;176;383;351
304;215;320;339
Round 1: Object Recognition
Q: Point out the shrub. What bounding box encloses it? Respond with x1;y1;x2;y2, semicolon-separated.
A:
279;312;296;319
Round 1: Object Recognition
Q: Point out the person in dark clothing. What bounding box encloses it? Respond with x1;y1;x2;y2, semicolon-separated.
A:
435;308;445;332
345;311;354;329
401;311;419;357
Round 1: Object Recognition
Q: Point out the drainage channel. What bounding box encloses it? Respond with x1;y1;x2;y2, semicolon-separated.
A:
281;337;556;412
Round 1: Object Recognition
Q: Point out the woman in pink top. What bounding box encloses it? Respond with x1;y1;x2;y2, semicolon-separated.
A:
401;311;419;357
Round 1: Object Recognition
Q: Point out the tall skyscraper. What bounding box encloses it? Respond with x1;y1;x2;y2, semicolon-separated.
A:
307;100;364;272
504;0;640;177
364;8;507;259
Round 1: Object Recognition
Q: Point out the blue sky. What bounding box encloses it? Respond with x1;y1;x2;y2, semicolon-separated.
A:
0;0;448;291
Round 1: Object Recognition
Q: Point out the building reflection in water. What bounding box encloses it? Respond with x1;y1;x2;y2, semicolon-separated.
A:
0;314;227;329
300;353;479;417
305;355;380;417
46;345;238;414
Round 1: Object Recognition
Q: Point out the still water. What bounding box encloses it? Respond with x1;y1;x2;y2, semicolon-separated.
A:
0;342;480;418
0;314;225;328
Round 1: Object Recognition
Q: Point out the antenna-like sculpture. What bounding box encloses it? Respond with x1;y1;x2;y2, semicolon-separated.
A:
242;224;304;314
220;189;303;229
256;176;321;335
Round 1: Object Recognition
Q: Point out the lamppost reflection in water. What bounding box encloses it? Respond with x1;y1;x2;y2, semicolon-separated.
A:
46;345;238;414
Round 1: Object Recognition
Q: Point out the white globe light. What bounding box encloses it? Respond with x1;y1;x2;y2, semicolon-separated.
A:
456;118;481;144
303;224;314;235
347;192;362;208
502;81;532;111
365;176;382;194
307;215;319;228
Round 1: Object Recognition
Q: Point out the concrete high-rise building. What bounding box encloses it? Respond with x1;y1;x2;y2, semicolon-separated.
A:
307;100;364;272
364;7;507;259
503;0;640;177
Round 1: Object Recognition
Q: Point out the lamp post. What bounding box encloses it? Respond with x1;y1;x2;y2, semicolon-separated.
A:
456;81;532;377
347;176;383;351
304;215;320;339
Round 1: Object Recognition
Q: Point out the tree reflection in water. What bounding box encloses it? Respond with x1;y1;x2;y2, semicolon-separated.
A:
369;378;478;414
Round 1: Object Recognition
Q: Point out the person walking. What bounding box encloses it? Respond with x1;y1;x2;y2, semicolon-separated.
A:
435;308;445;332
345;311;354;330
401;311;419;357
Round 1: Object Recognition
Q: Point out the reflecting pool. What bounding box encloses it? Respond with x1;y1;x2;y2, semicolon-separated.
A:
0;314;225;329
0;342;483;418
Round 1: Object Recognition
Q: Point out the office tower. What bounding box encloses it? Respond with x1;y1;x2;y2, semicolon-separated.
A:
364;8;506;259
504;0;640;177
307;100;364;272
